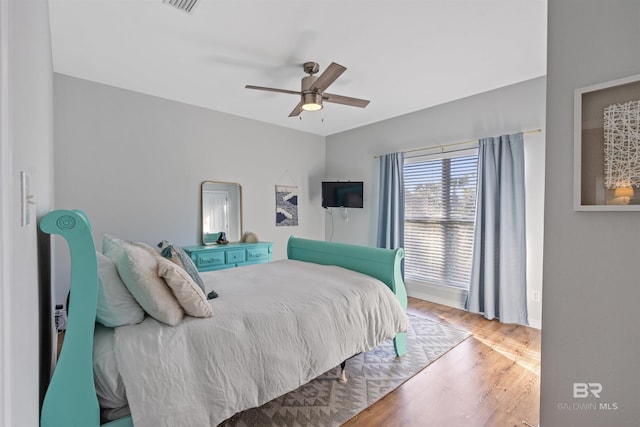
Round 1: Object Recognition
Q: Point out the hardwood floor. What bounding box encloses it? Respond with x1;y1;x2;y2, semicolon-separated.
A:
342;297;541;427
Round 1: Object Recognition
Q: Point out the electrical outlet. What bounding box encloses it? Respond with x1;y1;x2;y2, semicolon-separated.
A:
531;290;541;302
54;305;67;332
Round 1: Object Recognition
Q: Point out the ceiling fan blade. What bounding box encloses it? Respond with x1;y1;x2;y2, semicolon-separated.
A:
311;62;346;92
288;102;303;117
323;93;370;108
245;85;301;96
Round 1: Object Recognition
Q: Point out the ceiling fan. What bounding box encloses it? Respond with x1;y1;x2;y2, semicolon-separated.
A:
245;61;370;117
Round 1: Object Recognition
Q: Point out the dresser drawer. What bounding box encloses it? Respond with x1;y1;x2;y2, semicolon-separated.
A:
225;249;246;264
195;252;225;269
183;242;272;272
246;247;270;263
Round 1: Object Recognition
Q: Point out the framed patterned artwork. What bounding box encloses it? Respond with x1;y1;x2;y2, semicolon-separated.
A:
574;73;640;211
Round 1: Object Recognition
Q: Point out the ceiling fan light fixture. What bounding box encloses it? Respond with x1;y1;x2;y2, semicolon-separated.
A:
245;62;369;117
301;92;323;111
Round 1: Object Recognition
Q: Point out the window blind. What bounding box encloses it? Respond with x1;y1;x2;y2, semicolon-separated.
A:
404;152;478;288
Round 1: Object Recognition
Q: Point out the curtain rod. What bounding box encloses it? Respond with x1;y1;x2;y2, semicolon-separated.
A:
374;128;542;159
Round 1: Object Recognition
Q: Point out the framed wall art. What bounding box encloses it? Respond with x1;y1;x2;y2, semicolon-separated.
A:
574;73;640;211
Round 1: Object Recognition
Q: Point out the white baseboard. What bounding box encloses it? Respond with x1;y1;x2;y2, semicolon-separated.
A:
528;317;542;329
405;279;467;310
406;280;542;330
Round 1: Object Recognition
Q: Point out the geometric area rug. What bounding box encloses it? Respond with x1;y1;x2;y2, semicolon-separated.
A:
219;314;471;427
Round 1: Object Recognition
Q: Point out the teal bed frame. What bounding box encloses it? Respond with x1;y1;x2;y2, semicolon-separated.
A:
40;209;408;427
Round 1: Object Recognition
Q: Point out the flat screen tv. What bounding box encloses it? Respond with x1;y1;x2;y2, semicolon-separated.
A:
322;181;363;208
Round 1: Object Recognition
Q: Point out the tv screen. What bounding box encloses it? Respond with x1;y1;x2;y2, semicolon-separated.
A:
322;181;363;208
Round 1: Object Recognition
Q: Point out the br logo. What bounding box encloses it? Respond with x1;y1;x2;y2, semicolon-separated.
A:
573;383;602;398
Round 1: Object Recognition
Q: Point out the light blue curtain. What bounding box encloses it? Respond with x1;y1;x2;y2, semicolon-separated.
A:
377;152;404;250
465;133;528;325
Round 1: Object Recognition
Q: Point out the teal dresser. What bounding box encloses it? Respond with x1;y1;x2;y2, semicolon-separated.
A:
182;242;272;272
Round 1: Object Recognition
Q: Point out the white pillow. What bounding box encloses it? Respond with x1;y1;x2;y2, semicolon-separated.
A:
157;258;213;318
102;234;128;265
96;252;145;327
105;234;184;326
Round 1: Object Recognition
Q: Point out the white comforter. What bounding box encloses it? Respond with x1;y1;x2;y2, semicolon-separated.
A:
113;259;409;427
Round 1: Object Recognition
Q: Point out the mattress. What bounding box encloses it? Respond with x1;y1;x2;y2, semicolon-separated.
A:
95;259;408;427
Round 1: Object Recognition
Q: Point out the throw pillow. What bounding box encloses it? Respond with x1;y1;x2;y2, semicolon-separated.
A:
157;240;206;293
96;252;145;327
108;236;184;326
157;258;213;318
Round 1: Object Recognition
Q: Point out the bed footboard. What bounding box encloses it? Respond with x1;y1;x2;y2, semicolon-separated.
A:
287;236;408;356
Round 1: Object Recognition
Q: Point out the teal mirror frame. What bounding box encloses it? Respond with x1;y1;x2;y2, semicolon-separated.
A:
201;181;243;245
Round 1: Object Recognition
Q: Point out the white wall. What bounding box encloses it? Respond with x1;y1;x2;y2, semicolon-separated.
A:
53;74;326;304
541;0;640;425
1;0;55;425
325;77;546;328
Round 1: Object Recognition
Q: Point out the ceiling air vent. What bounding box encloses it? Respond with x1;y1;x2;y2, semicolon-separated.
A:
163;0;199;14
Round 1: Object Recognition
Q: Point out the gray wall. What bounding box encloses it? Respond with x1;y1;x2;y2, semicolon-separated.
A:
541;0;640;425
1;0;55;425
53;74;326;304
326;77;546;328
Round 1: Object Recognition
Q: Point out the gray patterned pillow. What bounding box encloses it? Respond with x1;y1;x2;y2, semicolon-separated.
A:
157;240;206;293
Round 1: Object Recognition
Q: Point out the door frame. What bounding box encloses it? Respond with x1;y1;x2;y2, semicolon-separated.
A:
0;0;13;424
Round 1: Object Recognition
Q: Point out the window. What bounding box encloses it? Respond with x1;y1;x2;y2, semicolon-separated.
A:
403;150;478;288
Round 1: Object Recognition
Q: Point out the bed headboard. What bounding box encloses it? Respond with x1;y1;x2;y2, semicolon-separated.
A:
287;236;408;355
40;210;132;427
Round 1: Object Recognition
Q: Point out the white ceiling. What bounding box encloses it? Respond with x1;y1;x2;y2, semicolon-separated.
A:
48;0;547;136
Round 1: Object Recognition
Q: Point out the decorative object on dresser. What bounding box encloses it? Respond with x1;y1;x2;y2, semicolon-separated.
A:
240;231;259;243
182;242;272;272
215;231;229;244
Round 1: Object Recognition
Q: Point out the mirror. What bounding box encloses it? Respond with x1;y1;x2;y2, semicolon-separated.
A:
201;181;242;245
